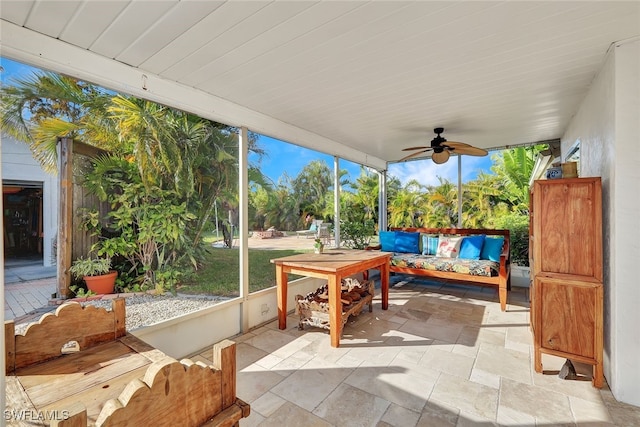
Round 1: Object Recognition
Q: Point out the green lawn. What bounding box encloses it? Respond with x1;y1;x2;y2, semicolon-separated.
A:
178;247;306;297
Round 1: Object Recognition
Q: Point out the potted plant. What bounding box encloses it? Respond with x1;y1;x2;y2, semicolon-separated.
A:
314;238;324;254
69;257;117;294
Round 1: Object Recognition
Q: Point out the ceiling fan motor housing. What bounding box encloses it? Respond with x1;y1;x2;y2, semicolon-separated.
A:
432;127;447;146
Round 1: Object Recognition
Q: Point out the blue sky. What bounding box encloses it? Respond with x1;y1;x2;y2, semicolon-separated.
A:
2;57;496;187
251;135;496;188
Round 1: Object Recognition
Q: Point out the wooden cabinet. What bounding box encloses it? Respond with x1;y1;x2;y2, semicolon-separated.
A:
530;177;603;388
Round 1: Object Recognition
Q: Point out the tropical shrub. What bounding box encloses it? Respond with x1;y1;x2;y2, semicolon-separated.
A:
340;219;375;249
80;156;197;292
494;213;529;266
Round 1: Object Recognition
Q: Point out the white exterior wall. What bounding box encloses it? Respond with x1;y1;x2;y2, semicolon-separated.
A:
561;40;640;406
1;135;58;267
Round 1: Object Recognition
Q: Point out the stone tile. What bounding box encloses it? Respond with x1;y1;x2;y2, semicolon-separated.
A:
236;367;286;403
270;348;315;376
313;383;390;425
416;399;459;427
132;280;640;427
258;401;332;427
496;405;536;426
418;347;475;379
454;325;505;359
456;411;499;426
254;352;284;371
474;342;532;385
344;317;401;342
270;356;353;411
531;355;604;401
569;395;615;425
229;332;256;344
394;307;433;322
297;334;354;364
344;343;402;367
390;337;433;365
505;324;531;346
345;365;435;412
430;340;456;352
236;342;269;370
399;317;463;343
249;391;287;418
600;388;640;427
469;367;501;389
388;356;443;384
430;373;499;420
238;408;264;427
499;377;572;422
380;402;421;427
457;325;506;348
242;328;307;357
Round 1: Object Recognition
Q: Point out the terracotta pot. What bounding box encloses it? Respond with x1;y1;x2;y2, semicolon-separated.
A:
83;270;117;294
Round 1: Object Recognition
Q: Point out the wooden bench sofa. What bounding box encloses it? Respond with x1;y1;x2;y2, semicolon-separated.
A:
379;228;511;311
5;299;250;426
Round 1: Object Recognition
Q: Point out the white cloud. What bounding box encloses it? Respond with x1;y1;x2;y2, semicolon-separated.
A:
389;155;496;187
389;158;459;187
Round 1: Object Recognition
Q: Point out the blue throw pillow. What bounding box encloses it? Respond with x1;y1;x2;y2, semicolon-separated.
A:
421;235;439;255
394;231;420;253
459;235;486;260
480;237;504;262
379;231;395;252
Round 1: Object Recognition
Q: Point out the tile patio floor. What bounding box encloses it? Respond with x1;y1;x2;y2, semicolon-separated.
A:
190;276;640;427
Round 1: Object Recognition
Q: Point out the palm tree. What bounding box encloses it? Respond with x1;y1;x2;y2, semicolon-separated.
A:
0;71;113;172
421;178;458;227
491;147;538;214
269;175;300;230
351;168;379;222
462;173;503;227
292;160;333;223
388;180;427;227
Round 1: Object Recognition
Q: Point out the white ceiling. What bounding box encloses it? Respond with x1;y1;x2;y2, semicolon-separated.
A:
1;1;638;168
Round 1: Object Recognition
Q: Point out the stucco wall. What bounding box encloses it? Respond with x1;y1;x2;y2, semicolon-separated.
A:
1;135;58;267
561;39;640;406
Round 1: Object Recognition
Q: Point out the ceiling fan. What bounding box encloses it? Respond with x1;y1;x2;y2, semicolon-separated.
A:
400;127;488;164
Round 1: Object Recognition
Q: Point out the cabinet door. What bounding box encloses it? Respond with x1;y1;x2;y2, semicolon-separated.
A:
533;178;602;281
535;276;601;359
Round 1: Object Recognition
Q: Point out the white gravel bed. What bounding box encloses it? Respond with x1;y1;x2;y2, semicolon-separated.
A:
81;294;229;331
14;294;229;334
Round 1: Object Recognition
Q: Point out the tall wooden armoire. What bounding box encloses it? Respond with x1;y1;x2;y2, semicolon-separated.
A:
530;177;604;388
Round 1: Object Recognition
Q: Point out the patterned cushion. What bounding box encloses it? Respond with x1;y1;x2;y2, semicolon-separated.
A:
390;253;499;277
436;235;463;258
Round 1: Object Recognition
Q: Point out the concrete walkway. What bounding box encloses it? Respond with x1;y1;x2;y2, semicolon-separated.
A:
4;262;57;321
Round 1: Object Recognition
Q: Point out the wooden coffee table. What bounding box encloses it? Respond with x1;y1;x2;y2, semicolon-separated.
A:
271;249;391;347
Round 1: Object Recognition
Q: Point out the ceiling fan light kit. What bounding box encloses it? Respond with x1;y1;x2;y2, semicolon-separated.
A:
400;127;488;164
431;150;450;164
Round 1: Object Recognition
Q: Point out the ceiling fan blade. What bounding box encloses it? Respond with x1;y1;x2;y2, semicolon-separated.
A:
441;141;471;148
399;148;432;161
448;145;488;156
401;146;430;152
